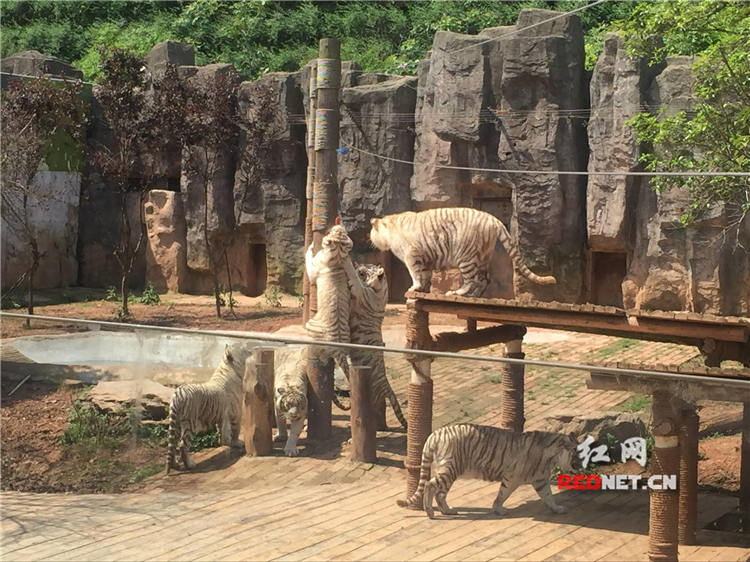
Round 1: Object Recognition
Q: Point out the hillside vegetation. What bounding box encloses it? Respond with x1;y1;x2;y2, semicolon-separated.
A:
2;0;747;221
3;0;638;80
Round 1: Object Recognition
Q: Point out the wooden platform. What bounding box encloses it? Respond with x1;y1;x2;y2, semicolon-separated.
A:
405;292;750;367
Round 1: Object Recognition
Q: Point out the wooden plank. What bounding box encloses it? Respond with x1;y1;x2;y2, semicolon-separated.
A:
415;300;748;343
587;373;750;402
432;324;526;352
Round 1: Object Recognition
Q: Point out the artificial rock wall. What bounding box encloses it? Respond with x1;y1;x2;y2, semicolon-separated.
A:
3;10;748;315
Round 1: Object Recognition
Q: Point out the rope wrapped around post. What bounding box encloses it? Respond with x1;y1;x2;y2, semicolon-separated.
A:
404;298;434;498
500;349;525;433
406;377;433;497
649;391;681;562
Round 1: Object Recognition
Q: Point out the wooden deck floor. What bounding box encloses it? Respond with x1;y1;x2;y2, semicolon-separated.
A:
3;330;749;561
3;471;748;561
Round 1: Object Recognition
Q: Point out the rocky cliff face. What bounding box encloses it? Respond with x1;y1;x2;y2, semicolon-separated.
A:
339;76;416;246
235;72;307;293
410;10;589;302
6;14;747;316
587;41;748;316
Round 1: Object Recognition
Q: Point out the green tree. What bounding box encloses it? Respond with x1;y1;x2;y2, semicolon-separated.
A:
625;1;750;226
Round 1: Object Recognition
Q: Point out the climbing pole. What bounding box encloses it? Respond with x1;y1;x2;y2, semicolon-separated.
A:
307;38;341;441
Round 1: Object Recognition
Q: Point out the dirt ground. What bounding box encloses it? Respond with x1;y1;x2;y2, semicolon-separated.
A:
1;290;746;496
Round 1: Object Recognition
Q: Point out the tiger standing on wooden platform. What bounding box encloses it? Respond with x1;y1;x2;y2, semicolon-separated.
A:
370;207;556;298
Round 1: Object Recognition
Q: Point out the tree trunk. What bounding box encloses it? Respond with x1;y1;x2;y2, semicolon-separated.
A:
25;265;34;328
224;248;236;318
121;273;129;317
25;241;40;328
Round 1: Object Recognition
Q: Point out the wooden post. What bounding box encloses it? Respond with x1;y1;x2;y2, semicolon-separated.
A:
404;298;433;498
678;404;699;545
243;348;274;456
500;339;525;433
307;38;341;441
740;402;750;518
302;61;317;325
350;364;376;463
649;390;680;562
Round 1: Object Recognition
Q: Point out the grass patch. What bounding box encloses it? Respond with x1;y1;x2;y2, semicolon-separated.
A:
191;429;219;452
61;401;129;450
486;375;502;385
131;464;164;483
596;338;640;358
619;394;652;413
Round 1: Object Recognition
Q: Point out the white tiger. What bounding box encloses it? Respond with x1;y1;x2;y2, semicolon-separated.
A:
273;346;310;457
350;263;407;429
397;424;580;518
305;224;362;404
166;342;254;472
370;208;556;298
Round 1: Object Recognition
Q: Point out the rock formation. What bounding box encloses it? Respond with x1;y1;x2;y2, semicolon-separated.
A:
587;39;749;315
410;10;588;302
4;11;747;317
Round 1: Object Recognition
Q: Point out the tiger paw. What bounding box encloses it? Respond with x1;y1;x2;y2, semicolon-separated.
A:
492;505;508;516
230;439;244;449
550;504;567;514
284;445;300;457
185;459;197;470
441;507;458;516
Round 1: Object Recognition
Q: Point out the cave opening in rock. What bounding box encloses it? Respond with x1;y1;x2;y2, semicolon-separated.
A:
590;251;627;307
247;243;267;297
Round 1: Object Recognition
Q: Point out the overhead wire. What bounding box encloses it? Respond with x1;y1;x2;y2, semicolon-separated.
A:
340;142;750;177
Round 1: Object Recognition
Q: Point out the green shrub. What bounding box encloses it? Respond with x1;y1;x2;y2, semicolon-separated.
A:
61;401;127;449
139;282;160;306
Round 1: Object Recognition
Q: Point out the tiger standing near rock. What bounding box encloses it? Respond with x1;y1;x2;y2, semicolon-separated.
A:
397;424;580;518
166;342;254;472
370;207;556;297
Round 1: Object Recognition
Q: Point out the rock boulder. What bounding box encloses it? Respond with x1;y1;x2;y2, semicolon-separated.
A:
86;379;174;421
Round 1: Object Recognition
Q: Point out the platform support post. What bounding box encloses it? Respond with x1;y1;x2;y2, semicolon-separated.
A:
649;390;680;562
404;298;433;499
678;404;699;545
501;339;525;433
740;402;750;525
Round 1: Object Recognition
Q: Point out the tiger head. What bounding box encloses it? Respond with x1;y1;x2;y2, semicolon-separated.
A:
369;216;391;251
275;386;308;423
322;225;353;259
223;342;254;380
356;263;388;297
555;433;582;471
